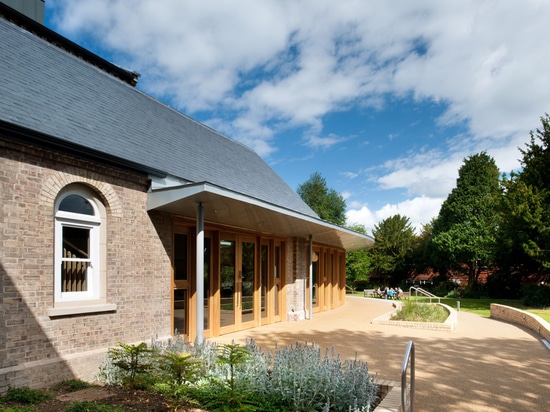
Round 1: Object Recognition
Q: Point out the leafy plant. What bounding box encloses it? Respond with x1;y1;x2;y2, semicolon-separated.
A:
268;342;378;411
62;401;124;412
203;343;254;411
392;300;448;322
2;386;51;405
54;379;92;392
522;284;550;307
1;407;36;412
157;350;203;385
96;338;378;411
107;342;158;389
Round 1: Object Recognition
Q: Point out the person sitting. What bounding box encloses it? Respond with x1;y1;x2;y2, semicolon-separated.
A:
396;287;403;299
387;288;395;299
376;287;383;298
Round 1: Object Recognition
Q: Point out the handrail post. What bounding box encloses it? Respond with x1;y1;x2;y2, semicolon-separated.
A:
401;340;415;412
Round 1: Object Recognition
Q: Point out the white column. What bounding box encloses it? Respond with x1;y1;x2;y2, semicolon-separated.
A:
196;203;204;343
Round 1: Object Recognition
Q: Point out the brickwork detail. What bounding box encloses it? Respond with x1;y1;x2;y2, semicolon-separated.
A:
1;139;172;393
39;170;123;217
285;238;307;321
490;304;550;341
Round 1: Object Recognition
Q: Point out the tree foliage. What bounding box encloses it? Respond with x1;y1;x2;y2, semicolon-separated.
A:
297;172;347;226
497;114;550;275
345;224;373;288
429;152;501;288
368;214;416;284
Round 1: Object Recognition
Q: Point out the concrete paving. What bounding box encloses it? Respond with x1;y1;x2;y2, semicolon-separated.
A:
211;296;550;411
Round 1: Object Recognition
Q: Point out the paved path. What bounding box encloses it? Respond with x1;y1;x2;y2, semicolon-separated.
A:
211;297;550;411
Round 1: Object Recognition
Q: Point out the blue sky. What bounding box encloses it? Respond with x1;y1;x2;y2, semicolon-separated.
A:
44;1;550;235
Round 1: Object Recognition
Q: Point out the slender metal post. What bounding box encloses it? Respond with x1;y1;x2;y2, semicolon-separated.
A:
401;340;415;412
309;235;313;320
196;202;204;344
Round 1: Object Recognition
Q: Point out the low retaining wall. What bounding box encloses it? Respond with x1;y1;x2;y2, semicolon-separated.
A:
490;304;550;341
371;302;457;331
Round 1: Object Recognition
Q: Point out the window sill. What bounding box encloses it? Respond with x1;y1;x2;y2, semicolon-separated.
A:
48;303;117;317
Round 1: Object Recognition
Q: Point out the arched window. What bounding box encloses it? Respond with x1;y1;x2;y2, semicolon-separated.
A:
52;185;112;314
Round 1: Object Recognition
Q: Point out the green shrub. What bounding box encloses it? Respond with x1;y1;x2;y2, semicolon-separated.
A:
266;341;377;411
485;271;522;299
62;401;123;412
392;300;448;323
522;284;550;307
97;338;378;411
105;342;158;389
157;350;203;386
54;379;92;392
2;386;51;405
446;290;459;299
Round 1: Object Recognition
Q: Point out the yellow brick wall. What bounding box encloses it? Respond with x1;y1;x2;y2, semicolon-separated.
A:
490;304;550;341
1;138;173;392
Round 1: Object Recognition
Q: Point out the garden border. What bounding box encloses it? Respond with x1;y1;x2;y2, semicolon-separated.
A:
371;302;457;331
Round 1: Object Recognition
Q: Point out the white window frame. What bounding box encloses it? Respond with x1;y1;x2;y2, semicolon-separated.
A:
49;186;116;317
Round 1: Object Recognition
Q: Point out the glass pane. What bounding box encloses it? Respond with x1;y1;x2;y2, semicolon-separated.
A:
312;260;318;306
63;226;89;258
61;261;89;292
220;240;235;327
59;194;94;215
241;242;255;323
274;246;280;278
261;245;268;319
174;289;187;335
274;246;280;316
274;283;279;316
61;226;89;292
174;233;188;281
204;237;211;330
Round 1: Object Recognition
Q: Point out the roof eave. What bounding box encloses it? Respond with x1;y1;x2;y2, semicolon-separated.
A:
147;182;374;251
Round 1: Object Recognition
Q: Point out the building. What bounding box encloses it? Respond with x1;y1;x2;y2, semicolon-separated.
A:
0;1;373;391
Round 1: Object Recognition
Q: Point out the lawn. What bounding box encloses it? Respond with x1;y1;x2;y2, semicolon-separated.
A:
350;290;550;323
436;297;550;323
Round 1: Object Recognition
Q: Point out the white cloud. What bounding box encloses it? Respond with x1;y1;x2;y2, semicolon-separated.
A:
49;0;550;144
48;0;550;223
346;196;443;236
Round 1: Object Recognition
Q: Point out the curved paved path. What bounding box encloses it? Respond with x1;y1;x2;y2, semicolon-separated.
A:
211;297;550;411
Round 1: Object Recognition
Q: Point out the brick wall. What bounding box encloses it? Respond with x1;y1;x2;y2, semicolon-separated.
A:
1;138;173;393
490;304;550;341
285;237;307;321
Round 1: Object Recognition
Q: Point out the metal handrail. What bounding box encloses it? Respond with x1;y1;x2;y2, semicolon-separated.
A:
401;340;415;412
409;286;440;304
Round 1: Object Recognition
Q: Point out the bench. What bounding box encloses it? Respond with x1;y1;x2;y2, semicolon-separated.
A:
364;289;376;298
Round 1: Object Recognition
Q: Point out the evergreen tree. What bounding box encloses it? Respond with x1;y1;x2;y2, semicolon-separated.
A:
297;172;347;226
430;152;501;289
498;114;550;275
369;214;416;285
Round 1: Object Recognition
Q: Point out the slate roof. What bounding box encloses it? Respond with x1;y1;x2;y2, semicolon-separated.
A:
0;16;317;218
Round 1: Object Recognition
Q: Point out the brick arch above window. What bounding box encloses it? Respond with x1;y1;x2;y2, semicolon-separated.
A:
40;170;123;217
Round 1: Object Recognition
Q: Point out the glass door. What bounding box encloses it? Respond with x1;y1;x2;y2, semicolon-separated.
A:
219;235;257;333
173;232;189;336
240;239;255;325
220;238;236;329
310;247;321;313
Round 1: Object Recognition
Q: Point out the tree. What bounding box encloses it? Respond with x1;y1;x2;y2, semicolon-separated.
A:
497;114;550;276
297;172;346;226
411;221;433;275
429;152;501;289
345;223;374;289
368;214;416;285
